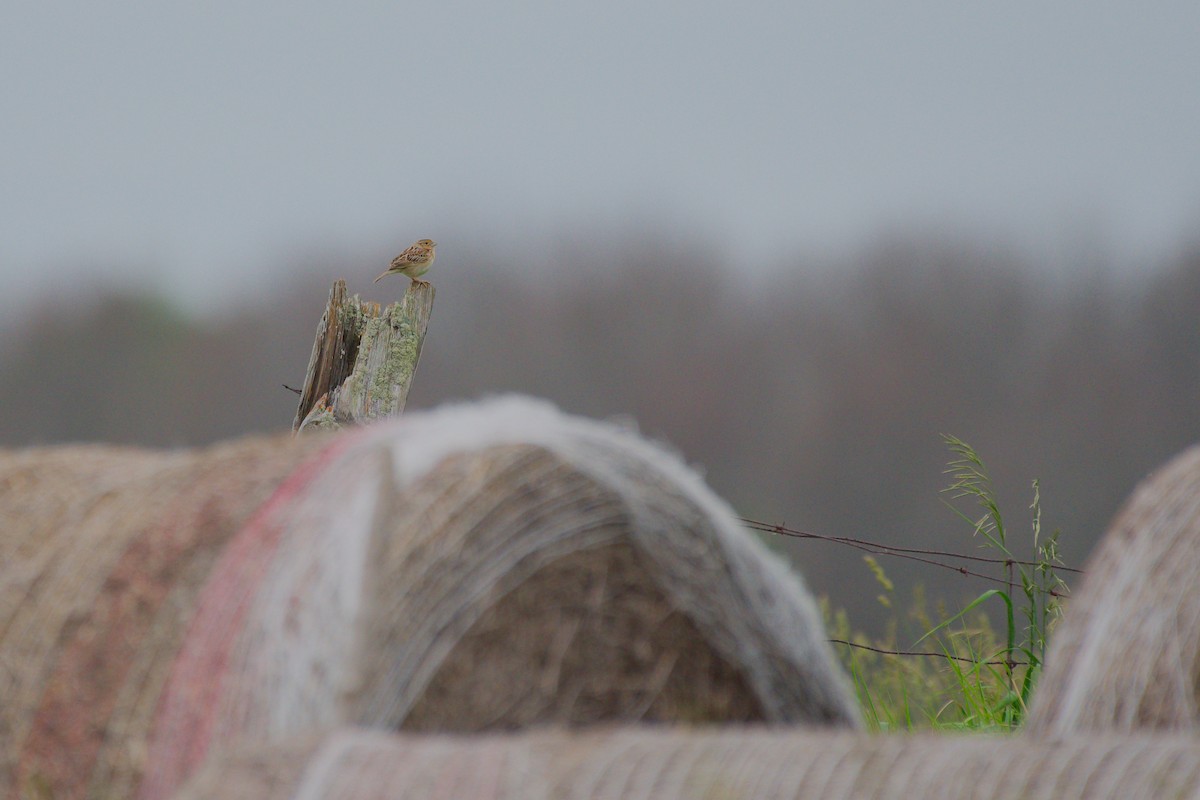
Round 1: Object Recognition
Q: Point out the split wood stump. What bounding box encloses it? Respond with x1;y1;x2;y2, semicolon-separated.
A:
292;279;435;433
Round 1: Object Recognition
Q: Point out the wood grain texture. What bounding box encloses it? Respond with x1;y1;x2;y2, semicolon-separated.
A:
292;279;435;432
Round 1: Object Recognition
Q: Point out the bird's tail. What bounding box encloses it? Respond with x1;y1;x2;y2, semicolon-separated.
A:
373;270;391;283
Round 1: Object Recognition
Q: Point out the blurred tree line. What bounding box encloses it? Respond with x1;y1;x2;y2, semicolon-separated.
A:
2;231;1197;632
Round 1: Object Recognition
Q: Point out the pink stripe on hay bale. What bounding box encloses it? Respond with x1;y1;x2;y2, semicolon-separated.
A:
139;435;356;799
13;453;184;797
5;437;325;800
18;467;228;796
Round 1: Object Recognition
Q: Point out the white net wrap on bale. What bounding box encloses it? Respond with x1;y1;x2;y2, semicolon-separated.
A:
172;725;1200;800
1027;444;1200;735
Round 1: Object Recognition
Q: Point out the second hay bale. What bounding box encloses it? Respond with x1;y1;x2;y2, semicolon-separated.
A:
1027;443;1200;734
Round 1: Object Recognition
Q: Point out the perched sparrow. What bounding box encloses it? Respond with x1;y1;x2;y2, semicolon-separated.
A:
374;239;437;287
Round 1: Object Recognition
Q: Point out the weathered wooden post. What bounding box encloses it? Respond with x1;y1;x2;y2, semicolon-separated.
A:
292;280;435;432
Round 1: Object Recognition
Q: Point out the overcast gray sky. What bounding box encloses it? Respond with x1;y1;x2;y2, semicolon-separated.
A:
3;1;1200;316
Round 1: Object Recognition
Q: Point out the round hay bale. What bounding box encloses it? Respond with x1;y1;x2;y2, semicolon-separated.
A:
142;397;858;796
1;396;857;798
172;725;1200;800
1027;444;1200;735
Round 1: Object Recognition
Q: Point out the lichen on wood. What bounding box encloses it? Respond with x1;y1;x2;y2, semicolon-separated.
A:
293;279;435;433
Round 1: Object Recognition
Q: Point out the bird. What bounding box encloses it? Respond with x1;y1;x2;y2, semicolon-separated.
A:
374;239;437;288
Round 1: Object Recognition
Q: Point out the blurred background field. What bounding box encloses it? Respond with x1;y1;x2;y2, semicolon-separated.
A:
3;237;1196;636
3;2;1199;635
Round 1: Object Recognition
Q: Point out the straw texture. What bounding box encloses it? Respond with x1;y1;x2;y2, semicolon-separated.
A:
1027;443;1200;735
173;725;1200;800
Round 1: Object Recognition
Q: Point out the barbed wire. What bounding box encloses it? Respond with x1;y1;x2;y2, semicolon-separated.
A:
741;518;1077;598
741;516;1072;664
828;638;1028;667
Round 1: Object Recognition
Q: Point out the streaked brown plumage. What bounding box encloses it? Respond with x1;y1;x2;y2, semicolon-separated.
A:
374;239;437;287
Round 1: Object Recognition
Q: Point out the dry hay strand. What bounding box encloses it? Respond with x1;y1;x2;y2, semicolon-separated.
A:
139;397;859;797
363;446;767;731
1027;443;1200;735
173;724;1200;800
0;433;331;800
